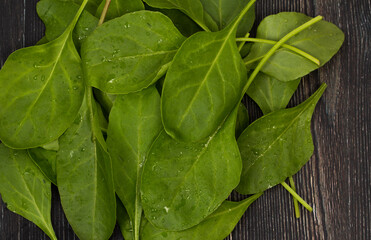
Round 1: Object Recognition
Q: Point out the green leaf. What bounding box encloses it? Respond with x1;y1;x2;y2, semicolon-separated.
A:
41;139;60;151
0;0;87;149
235;103;249;138
57;90;116;240
236;83;327;194
117;197;135;240
200;0;255;36
82;11;186;94
93;89;116;115
245;12;344;81
37;0;99;48
247;72;301;114
73;0;103;15
141;193;262;240
96;0;144;21
107;86;162;240
143;0;218;32
0;145;56;240
161;2;255;142
28;148;57;185
141;108;242;231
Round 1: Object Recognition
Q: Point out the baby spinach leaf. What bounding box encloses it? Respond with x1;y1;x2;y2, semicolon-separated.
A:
0;145;57;240
141;193;262;240
37;0;99;48
236;103;249;138
82;11;186;94
236;83;327;194
117;197;135;240
0;0;88;149
28;148;57;185
57;90;116;240
141;108;242;231
247;72;301;115
200;0;255;36
245;12;344;81
143;0;218;32
161;1;255;142
96;0;144;21
93;89;116;116
72;0;103;15
107;86;162;240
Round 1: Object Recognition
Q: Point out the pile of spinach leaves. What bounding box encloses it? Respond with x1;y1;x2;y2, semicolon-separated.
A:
0;0;344;239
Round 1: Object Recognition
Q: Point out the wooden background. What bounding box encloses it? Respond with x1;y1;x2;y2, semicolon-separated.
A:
0;0;370;239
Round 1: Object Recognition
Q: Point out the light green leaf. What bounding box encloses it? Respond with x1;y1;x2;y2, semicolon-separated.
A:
161;2;255;142
0;1;87;149
0;145;56;240
28;148;57;185
247;72;301;115
107;86;162;240
143;0;218;32
141;108;242;231
141;193;262;240
235;103;249;138
96;0;144;20
37;0;99;48
237;84;327;194
57;90;116;240
82;11;186;94
244;12;344;81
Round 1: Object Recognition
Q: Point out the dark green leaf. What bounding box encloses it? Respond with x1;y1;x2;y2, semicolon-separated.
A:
82;11;186;94
0;145;56;240
237;84;327;194
96;0;144;20
141;108;241;231
73;0;103;15
247;72;301;114
117;197;135;240
107;86;162;239
28;148;57;185
245;12;344;81
236;103;249;138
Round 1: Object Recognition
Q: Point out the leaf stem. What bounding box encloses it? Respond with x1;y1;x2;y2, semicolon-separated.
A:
281;182;313;212
238;33;251;52
237;37;320;65
289;176;300;218
230;0;256;32
98;0;112;26
241;16;323;95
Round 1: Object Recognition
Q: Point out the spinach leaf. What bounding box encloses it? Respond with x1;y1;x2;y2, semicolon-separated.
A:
141;193;262;240
247;72;301;114
82;11;186;94
0;0;87;149
93;89;116;116
236;103;249;138
237;83;327;194
245;12;344;81
141;107;241;231
117;197;135;240
143;0;218;32
107;86;162;240
72;0;103;15
0;145;57;240
28;148;57;185
57;90;116;240
200;0;255;36
161;1;255;142
96;0;144;21
37;0;99;48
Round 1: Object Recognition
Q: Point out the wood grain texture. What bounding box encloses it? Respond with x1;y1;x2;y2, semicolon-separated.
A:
0;0;370;239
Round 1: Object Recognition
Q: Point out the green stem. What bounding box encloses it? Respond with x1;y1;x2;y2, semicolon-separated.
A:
98;0;112;26
241;16;323;95
238;33;251;52
69;0;89;30
289;176;301;218
237;37;320;65
281;182;313;212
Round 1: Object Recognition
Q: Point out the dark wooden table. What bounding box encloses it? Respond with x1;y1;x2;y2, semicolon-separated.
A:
1;0;370;239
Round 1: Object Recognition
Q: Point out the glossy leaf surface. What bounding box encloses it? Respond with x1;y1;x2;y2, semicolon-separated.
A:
245;12;344;81
96;0;144;20
0;145;56;240
141;193;262;240
161;3;254;142
236;103;249;138
0;2;86;149
107;86;162;239
141;108;242;231
82;11;185;94
57;93;116;240
247;72;301;114
28;148;57;185
237;84;327;194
